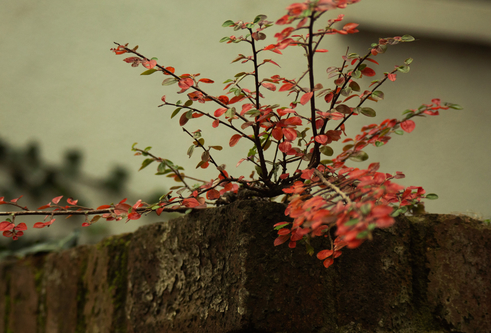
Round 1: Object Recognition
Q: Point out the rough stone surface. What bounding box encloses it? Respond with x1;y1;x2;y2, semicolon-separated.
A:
0;201;489;333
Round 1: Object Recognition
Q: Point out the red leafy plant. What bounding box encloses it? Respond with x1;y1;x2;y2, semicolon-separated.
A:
0;0;461;268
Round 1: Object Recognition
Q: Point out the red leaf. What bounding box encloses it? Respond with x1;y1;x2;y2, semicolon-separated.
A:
387;73;397;82
279;141;292;153
114;203;131;215
361;67;376;77
67;197;78;205
315;49;328;53
178;78;194;91
212;119;220;128
11;195;23;203
97;205;111;209
401;119;416;133
229;95;245;104
14;223;27;231
33;222;46;229
283;128;297;141
206;189;221;200
199;78;214;83
3;231;13;238
52;196;63;204
277;228;290;235
229;134;242;147
179;112;189;126
324;92;334;103
163;66;175;75
366;58;379;65
315;135;328;145
182;198;200;208
217;95;229;105
300;92;313;105
44;219;55;226
0;222;14;231
279;83;295;92
261;82;276;91
81;222;91;227
142;59;157;69
274;234;290;246
37;204;51;210
240;103;254;115
214;107;227;117
343;23;359;31
317;249;334;260
127;212;142;220
323;257;334;268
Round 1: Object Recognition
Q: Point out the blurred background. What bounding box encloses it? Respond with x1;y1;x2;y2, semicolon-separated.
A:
1;0;490;249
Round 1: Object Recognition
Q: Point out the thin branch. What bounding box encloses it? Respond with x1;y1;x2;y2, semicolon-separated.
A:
314;170;352;206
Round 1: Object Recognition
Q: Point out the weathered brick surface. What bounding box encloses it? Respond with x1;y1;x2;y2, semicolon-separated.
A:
0;201;489;333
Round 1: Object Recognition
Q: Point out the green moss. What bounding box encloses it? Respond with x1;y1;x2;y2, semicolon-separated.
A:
95;234;131;333
107;238;130;333
75;255;88;333
34;266;46;333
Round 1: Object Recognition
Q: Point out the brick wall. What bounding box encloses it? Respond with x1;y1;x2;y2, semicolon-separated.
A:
1;200;490;332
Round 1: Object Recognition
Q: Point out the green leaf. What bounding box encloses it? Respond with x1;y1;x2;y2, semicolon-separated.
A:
157;162;167;174
274;222;289;230
379;128;390;137
360;204;371;215
171;108;182;119
144;146;152;151
225;107;236;118
222;20;235;27
209;145;223;151
219;37;231;43
254;14;267;24
185;110;193;119
397;65;410;73
320;145;334;156
139;158;154;171
349;151;369;162
187;145;194;158
360;107;376;117
349;80;360;92
345;218;359;226
371;91;384;101
394;129;404;135
245;23;254;29
184;100;193;107
131;142;138;150
335;104;351;114
375;141;384;147
305;242;314;256
352;70;362;79
405;57;413;65
401;35;415;42
245;109;261;117
255;165;262;176
356;230;369;239
448;103;463;110
162;78;179;86
425;193;439;200
141;68;158;75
